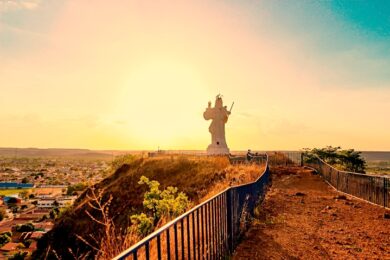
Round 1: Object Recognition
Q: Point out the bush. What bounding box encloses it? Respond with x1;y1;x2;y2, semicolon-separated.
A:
129;213;153;237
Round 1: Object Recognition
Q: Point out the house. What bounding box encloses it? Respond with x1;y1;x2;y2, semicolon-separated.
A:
19;231;45;241
34;222;53;232
37;196;76;209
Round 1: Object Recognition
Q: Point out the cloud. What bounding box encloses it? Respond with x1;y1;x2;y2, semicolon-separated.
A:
0;0;41;12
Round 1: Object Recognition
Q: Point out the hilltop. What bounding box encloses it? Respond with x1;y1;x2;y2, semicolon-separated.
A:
234;166;390;259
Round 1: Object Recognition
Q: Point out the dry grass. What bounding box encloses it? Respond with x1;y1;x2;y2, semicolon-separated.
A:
35;155;265;259
201;163;265;202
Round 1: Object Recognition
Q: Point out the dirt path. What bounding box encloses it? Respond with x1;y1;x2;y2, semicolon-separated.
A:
233;166;390;260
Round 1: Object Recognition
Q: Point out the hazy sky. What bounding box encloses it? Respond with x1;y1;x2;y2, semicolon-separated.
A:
1;0;390;151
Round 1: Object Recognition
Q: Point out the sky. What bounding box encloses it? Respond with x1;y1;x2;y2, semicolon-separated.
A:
0;0;389;151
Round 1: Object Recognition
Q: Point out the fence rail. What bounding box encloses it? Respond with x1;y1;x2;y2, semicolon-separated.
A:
114;154;270;260
304;156;389;209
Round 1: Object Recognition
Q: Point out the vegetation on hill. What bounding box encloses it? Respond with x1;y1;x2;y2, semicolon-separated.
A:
33;155;261;259
303;146;366;173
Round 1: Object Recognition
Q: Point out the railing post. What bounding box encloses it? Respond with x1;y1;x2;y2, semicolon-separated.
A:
300;153;304;167
384;178;387;208
226;189;234;254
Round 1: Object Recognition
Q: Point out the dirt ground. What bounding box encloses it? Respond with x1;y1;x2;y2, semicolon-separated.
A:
233;166;390;260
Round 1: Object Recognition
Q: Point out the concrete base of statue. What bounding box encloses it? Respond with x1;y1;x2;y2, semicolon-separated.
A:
206;144;230;155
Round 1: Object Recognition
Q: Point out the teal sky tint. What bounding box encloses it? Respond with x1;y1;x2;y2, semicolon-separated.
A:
328;0;390;38
234;0;390;88
0;1;63;54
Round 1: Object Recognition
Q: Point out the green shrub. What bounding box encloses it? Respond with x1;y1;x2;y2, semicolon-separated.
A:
129;176;190;237
129;213;153;237
138;176;189;221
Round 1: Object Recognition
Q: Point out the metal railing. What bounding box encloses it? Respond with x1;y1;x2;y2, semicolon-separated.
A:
304;156;389;208
267;151;303;167
114;154;270;260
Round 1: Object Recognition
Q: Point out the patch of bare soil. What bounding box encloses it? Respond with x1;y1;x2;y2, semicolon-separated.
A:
233;166;390;260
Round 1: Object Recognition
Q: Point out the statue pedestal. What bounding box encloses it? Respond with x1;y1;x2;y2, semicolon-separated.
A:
207;144;230;155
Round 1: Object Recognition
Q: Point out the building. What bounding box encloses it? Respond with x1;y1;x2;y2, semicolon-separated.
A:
0;182;33;189
37;196;76;209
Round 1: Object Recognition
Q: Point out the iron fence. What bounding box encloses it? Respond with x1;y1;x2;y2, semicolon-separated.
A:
304;156;389;208
114;154;270;260
267;151;303;167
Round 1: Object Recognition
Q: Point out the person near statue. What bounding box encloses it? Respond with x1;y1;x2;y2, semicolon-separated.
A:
247;149;254;161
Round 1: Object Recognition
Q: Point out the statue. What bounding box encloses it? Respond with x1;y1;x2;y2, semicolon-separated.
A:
203;94;233;155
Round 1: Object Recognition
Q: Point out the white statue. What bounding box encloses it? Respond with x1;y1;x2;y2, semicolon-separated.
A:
203;94;233;155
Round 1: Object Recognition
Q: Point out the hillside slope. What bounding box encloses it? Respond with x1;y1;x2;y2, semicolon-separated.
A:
34;156;261;259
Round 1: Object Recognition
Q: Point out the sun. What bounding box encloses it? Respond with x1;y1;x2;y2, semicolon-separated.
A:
112;59;210;149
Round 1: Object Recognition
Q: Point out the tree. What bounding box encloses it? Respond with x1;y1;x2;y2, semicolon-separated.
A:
111;154;135;171
66;183;87;196
15;223;35;232
7;197;18;204
0;232;11;246
49;207;60;220
303;146;366;173
19;191;29;200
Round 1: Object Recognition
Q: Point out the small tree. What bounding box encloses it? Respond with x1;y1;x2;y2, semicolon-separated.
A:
130;176;190;237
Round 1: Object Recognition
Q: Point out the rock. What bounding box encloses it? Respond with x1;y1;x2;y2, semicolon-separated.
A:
295;192;306;196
